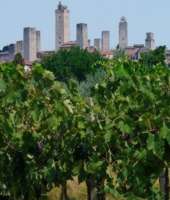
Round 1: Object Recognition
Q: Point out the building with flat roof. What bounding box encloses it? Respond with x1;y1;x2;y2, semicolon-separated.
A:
0;52;10;63
15;40;24;56
60;41;78;49
102;31;110;51
76;23;88;49
145;32;155;50
88;39;91;48
101;50;113;59
24;27;37;62
94;38;101;51
36;30;41;53
23;27;40;62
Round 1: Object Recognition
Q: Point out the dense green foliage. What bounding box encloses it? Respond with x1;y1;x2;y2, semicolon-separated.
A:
0;64;74;199
13;53;24;66
0;49;170;199
139;46;166;67
41;47;104;82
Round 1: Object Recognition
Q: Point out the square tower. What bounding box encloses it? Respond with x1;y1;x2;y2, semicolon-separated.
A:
94;38;101;51
76;23;88;49
15;41;24;57
119;17;128;50
36;30;41;53
24;27;37;62
55;2;70;51
102;31;110;51
145;32;156;50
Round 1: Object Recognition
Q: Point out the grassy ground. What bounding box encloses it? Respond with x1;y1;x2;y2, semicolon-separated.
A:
48;177;114;200
47;179;161;200
48;178;87;200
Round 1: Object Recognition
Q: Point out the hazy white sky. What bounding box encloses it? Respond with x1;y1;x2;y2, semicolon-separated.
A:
0;0;170;50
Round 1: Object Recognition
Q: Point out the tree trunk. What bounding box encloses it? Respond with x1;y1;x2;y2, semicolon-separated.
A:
35;185;42;200
86;178;97;200
97;179;106;200
0;195;10;200
159;168;169;200
61;182;68;200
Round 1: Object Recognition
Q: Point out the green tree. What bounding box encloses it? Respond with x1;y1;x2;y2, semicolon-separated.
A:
0;64;75;199
91;59;170;199
41;47;105;82
1;57;170;200
139;46;166;67
13;53;24;66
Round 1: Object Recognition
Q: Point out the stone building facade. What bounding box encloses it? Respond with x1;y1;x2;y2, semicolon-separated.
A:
76;23;88;49
119;17;128;49
15;40;24;56
94;38;101;51
55;2;70;51
145;32;155;50
102;31;110;51
24;27;38;62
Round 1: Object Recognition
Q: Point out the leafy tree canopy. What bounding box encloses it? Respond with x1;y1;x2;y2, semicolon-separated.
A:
139;46;166;67
1;54;170;200
13;53;24;66
41;47;105;82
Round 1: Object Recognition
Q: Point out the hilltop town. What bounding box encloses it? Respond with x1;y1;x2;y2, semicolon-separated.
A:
1;1;170;65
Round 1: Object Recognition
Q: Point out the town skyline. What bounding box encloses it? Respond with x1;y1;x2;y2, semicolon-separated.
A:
1;0;170;50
